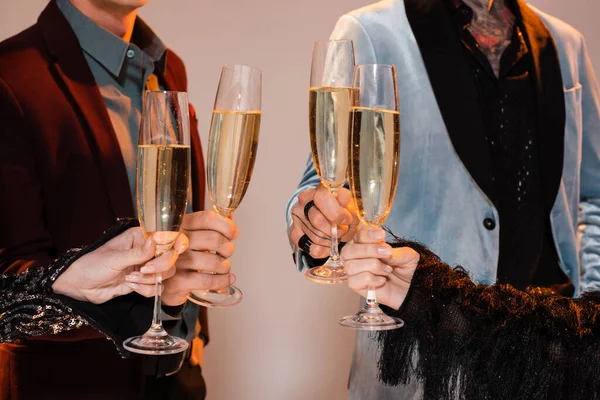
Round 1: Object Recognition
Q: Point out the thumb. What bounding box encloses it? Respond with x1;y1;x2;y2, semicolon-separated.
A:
384;247;420;269
336;189;355;209
111;236;156;270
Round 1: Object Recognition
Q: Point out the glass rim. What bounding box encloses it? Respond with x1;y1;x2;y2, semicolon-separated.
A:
222;63;262;74
313;39;353;44
144;89;189;96
355;64;395;69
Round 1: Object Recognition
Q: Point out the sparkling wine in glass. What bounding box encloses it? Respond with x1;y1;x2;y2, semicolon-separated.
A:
339;64;404;331
187;64;261;308
305;39;355;284
123;90;191;355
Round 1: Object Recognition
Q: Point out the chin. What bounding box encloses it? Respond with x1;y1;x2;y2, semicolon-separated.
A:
96;0;149;11
115;0;148;8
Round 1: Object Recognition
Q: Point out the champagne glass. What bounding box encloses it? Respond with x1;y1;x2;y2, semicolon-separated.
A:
123;91;191;354
339;64;403;331
305;39;355;284
187;64;262;308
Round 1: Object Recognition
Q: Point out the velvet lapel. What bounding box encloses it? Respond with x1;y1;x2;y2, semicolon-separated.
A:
516;1;566;211
404;0;496;205
38;1;134;219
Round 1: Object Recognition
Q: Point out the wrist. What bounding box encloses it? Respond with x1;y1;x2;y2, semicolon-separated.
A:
51;258;87;301
388;282;411;311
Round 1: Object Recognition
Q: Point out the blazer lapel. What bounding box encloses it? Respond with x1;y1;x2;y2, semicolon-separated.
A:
516;1;566;211
38;1;134;219
404;0;496;205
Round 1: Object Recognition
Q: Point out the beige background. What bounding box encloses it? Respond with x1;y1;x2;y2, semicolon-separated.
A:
1;1;599;399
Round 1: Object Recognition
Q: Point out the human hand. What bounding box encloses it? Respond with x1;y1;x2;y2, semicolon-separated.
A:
341;226;419;310
53;227;188;304
290;183;359;259
162;211;238;306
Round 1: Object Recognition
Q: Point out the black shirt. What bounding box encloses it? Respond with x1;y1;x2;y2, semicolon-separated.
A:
446;0;568;291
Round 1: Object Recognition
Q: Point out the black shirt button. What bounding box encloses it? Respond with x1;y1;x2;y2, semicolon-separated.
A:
461;7;472;18
483;218;496;230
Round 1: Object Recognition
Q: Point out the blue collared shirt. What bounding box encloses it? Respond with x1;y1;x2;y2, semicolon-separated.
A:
57;0;166;205
57;0;197;343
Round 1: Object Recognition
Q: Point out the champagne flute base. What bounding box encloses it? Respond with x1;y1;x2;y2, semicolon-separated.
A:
339;304;404;331
304;260;347;284
123;328;188;355
187;285;243;308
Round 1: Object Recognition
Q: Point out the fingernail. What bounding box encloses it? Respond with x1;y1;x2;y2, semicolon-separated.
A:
140;265;155;274
383;264;393;273
125;282;139;290
377;246;392;257
372;230;386;241
176;243;186;254
125;273;141;282
143;237;153;251
377;277;387;285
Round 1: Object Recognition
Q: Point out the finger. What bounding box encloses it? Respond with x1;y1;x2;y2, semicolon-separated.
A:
169;271;234;292
382;247;421;269
344;258;393;277
335;188;354;209
354;226;387;244
340;223;360;243
126;282;163;298
111;236;156;271
340;197;361;242
313;184;353;225
347;272;387;292
306;205;348;239
186;230;235;257
125;265;177;285
182;211;238;240
297;188;317;208
341;242;393;262
139;249;179;273
290;212;331;247
289;224;331;259
308;244;330;259
174;233;190;255
177;251;232;274
291;201;329;240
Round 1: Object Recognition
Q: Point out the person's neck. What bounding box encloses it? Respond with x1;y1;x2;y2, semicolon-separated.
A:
68;0;138;42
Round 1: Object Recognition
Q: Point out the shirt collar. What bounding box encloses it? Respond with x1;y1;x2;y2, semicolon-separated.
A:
130;17;168;72
445;0;521;27
56;0;167;77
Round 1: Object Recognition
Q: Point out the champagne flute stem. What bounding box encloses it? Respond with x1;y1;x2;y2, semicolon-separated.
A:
330;223;341;261
366;289;378;307
150;273;163;331
329;188;341;261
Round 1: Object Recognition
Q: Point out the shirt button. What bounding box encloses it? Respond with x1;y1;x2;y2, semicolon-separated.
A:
483;218;496;231
126;49;135;59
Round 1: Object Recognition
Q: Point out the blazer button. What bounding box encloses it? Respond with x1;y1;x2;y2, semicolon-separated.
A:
483;218;496;230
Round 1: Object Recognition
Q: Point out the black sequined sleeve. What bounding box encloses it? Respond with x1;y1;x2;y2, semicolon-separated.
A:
377;239;600;400
0;219;141;356
0;248;88;342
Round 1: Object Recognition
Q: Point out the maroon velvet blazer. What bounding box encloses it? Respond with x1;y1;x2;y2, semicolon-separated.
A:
0;2;207;344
